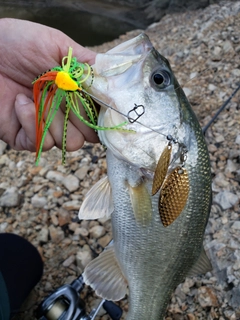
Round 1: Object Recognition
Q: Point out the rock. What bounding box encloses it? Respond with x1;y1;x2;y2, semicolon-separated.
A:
183;87;192;96
0;222;9;232
181;278;195;294
228;239;239;250
46;170;65;183
0;141;7;155
211;46;222;60
39;166;51;177
50;214;59;226
29;166;43;175
215;134;225;143
0;187;21;207
208;84;217;91
231;69;240;77
68;222;79;232
231;221;240;230
233;261;240;271
213;172;229;188
62;200;81;211
91;168;101;181
0;187;6;197
63;255;75;267
74;227;89;237
98;234;112;247
38;227;49;243
224;310;236;320
235;135;240;145
89;225;105;238
49;225;65;243
37;158;48;167
44;281;53;291
225;159;237;173
76;250;92;270
58;209;71;226
222;40;234;53
72;234;80;241
214;191;239;210
230;287;240;309
17;175;31;188
16;160;25;168
62;174;79;192
0;155;9;166
8;161;16;170
65;275;76;284
197;286;219;308
31;195;48;208
75;165;89;180
0;182;8;190
53;190;63;198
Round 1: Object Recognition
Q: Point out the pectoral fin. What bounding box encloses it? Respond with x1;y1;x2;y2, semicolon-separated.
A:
83;243;127;301
159;166;189;227
78;176;114;220
152;144;172;196
128;182;152;227
187;246;212;277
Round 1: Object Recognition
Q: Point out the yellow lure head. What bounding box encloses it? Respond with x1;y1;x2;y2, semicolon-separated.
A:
55;71;79;91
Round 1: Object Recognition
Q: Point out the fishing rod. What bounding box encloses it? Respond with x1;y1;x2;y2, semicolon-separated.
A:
36;274;122;320
202;83;240;134
36;240;122;320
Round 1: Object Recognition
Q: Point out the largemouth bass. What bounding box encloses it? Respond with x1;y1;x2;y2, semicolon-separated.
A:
79;33;212;319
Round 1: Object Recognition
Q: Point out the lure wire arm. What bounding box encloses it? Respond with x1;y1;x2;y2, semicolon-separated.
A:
81;89;169;139
35;47;235;165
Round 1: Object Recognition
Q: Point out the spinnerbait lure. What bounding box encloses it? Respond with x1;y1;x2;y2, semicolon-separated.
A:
33;47;128;165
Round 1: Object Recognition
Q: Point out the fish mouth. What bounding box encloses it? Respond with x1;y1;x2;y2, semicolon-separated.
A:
107;33;153;55
92;33;153;78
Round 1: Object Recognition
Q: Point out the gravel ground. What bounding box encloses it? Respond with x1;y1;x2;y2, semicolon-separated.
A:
0;1;240;319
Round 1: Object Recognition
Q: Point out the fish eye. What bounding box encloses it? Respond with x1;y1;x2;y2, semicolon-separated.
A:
151;70;171;89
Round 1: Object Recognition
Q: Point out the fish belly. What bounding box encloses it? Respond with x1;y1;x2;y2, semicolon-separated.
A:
107;146;211;320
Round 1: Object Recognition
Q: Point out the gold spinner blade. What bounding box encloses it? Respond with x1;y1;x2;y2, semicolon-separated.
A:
152;144;172;196
159;166;189;227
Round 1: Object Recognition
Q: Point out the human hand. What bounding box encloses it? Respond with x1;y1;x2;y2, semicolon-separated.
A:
0;18;98;152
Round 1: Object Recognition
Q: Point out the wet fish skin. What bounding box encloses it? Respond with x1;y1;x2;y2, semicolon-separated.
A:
80;33;212;320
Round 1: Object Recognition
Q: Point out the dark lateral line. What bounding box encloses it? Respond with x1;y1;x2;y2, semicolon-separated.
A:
202;83;240;134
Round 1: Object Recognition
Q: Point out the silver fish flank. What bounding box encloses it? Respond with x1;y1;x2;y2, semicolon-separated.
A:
79;33;212;320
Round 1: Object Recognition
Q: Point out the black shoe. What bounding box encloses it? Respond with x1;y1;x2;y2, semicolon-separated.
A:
0;233;43;318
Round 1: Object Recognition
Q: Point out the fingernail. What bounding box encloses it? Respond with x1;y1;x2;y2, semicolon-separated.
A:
16;94;32;105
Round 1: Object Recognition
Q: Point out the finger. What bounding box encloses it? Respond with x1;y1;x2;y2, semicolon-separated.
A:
46;95;99;150
60;40;97;66
74;46;96;66
68;108;99;144
14;93;54;151
47;107;87;151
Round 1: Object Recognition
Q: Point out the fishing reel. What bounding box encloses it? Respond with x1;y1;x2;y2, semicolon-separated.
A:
36;274;122;320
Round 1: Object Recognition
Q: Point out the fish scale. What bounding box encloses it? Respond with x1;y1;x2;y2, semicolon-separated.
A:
80;33;212;319
107;147;210;319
